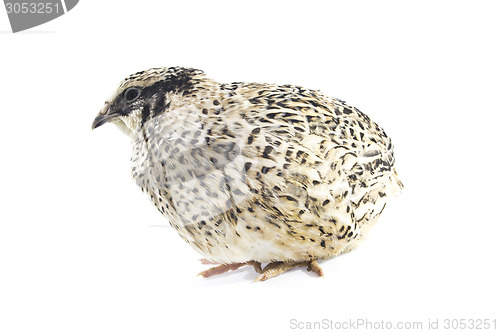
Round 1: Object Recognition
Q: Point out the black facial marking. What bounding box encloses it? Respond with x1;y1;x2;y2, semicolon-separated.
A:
122;67;203;123
153;94;167;118
141;103;151;126
150;67;200;96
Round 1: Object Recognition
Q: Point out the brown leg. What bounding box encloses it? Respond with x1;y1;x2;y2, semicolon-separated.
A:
251;261;263;274
198;260;263;278
255;260;324;281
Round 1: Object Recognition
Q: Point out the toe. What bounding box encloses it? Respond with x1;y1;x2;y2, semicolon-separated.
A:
308;260;324;277
198;262;246;278
255;261;305;281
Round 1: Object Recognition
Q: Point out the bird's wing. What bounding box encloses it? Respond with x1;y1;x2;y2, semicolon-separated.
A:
217;85;400;238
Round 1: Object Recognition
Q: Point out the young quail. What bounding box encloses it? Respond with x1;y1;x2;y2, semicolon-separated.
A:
92;67;403;281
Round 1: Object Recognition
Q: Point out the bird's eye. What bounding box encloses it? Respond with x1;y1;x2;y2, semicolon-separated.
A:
124;87;141;102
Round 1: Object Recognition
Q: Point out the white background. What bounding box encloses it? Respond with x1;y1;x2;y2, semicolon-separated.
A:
1;1;499;332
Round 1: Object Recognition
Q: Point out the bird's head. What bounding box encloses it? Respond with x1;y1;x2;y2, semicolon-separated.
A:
92;67;208;136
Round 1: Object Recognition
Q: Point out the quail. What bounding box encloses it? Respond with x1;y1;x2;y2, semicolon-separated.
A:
92;67;403;281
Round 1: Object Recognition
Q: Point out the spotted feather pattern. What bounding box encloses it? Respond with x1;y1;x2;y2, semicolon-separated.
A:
107;67;403;264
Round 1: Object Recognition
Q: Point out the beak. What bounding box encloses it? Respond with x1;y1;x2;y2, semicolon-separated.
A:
92;102;114;130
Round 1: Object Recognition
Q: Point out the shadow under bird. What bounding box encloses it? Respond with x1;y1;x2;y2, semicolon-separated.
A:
92;67;403;281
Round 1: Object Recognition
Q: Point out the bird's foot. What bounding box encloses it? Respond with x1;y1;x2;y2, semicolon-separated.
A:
198;260;262;278
255;260;324;281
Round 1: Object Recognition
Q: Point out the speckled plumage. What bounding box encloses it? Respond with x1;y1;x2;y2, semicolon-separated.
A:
92;67;403;280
